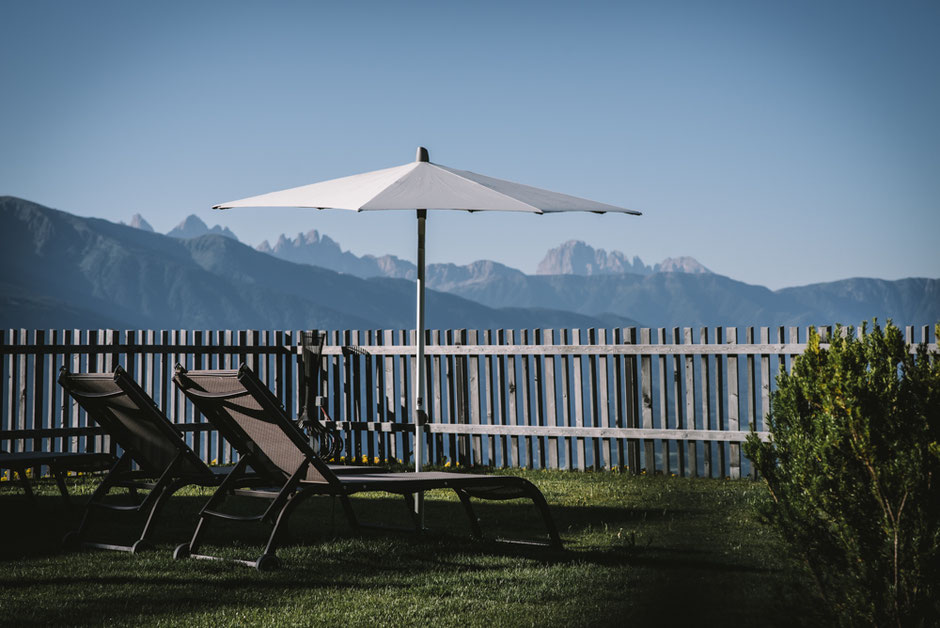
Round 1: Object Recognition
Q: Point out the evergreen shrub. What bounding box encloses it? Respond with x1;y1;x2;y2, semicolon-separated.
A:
744;321;939;627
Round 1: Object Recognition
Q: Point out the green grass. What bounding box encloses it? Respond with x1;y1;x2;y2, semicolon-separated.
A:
0;470;825;626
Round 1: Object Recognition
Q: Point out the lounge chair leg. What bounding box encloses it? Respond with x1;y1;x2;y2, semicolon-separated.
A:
52;468;72;508
262;492;308;558
338;495;359;530
134;485;173;549
525;484;563;549
187;510;212;555
454;489;484;541
401;493;420;531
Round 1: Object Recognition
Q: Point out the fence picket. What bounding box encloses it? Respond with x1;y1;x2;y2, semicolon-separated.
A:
543;329;559;469
658;328;670;475
623;327;640;474
684;328;697;478
640;328;655;474
467;329;483;465
520;329;534;469
700;327;713;478
560;329;572;471
727;327;741;479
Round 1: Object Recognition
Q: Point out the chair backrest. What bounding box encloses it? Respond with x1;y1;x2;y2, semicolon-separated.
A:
172;364;338;486
58;365;210;478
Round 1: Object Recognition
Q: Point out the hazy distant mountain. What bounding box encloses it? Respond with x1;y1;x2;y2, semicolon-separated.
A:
257;233;711;289
125;213;154;232
535;240;711;277
167;214;239;241
430;269;938;329
536;240;653;275
656;256;711;274
2;197;935;332
777;278;940;330
426;260;527;292
0;197;631;331
257;229;415;278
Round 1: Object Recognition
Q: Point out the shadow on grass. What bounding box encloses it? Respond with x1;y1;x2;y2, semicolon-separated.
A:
0;483;823;626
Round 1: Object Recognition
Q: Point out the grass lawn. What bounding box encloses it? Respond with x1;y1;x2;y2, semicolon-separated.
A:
0;469;825;626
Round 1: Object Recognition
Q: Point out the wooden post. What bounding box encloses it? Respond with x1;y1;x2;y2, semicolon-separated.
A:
383;329;397;463
543;329;559;470
598;328;612;470
640;328;655;474
624;327;640;474
519;329;534;469
672;327;686;476
505;329;519;468
560;329;573;471
588;328;603;470
572;328;586;471
483;329;496;466
684;327;697;478
727;327;741;479
715;326;726;478
32;329;45;454
455;329;470;467
533;329;546;469
658;328;670;475
431;329;444;465
700;327;712;478
468;329;483;466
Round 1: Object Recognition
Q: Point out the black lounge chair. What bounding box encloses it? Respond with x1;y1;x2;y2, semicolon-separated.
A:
171;363;562;570
0;449;115;507
57;365;261;553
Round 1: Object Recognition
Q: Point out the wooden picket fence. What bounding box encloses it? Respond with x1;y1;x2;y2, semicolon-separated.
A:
2;325;935;480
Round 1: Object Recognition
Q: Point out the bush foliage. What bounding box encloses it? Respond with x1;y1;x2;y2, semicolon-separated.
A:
744;322;939;627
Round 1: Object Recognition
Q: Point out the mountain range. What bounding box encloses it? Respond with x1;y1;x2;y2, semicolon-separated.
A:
2;196;937;332
127;212;712;283
0;197;635;331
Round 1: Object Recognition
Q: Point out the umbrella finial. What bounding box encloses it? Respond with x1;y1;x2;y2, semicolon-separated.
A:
416;146;429;162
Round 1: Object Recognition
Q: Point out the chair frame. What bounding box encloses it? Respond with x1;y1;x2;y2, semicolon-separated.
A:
57;365;258;553
0;450;115;507
172;363;562;570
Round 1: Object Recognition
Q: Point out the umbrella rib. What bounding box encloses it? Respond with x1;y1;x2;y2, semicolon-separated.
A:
353;164;423;211
427;164;545;213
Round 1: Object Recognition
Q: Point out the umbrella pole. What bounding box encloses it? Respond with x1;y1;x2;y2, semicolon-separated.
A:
414;208;427;527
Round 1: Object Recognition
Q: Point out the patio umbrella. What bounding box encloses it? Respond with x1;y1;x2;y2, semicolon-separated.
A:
213;147;641;523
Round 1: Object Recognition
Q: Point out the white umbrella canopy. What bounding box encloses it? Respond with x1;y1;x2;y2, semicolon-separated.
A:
214;147;641;525
214;147;641;214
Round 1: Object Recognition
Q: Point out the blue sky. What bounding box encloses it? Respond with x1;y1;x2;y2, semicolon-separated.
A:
2;0;938;289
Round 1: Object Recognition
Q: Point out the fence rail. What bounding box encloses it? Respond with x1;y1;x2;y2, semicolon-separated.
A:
2;325;935;480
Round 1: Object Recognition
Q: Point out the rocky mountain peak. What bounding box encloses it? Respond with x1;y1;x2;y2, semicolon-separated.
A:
127;213;154;232
256;229;414;278
166;214;239;241
536;241;711;277
536;240;652;276
655;257;711;274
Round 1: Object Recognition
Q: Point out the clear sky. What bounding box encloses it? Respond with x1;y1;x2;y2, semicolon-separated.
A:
2;0;938;289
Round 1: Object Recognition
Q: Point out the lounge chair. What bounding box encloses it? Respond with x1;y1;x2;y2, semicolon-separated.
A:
57;365;261;553
0;449;115;506
171;363;563;570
